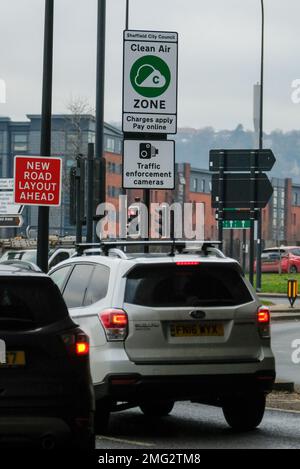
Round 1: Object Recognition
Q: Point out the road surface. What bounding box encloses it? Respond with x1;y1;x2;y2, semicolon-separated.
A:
96;402;300;449
271;320;300;385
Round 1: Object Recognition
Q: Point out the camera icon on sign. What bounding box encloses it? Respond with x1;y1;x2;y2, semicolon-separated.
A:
139;143;159;159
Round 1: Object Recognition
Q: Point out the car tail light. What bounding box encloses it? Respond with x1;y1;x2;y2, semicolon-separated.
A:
99;309;128;341
176;261;200;266
62;330;90;356
257;306;270;338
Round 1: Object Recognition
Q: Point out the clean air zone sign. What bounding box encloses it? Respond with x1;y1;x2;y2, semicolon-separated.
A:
123;30;178;134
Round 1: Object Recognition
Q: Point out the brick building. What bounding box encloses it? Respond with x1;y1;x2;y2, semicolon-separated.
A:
1;114;300;245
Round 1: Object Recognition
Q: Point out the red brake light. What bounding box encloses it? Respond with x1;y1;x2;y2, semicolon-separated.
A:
62;330;90;356
176;261;200;266
76;342;89;355
100;309;128;341
257;307;270;323
257;306;270;338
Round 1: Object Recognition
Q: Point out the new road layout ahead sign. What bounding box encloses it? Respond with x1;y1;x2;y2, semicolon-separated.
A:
123;140;175;189
123;30;178;134
14;156;62;206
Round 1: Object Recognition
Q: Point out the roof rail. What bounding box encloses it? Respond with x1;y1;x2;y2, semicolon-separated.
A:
99;240;222;257
76;243;101;256
76;240;224;258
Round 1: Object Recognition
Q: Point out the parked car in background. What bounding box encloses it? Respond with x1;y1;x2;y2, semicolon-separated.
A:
0;264;94;448
49;240;275;433
255;246;300;273
0;247;75;271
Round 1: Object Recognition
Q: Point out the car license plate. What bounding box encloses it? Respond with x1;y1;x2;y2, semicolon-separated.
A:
0;351;26;367
170;323;224;337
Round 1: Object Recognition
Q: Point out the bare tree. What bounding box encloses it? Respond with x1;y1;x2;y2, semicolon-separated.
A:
57;97;95;234
66;97;95;158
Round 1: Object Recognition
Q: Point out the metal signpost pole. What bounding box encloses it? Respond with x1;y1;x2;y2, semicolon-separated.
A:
95;0;106;240
75;159;82;244
37;0;54;272
217;151;224;249
256;0;264;291
249;151;258;285
86;143;94;242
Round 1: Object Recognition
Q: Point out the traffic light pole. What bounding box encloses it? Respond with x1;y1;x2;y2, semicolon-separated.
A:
37;0;54;273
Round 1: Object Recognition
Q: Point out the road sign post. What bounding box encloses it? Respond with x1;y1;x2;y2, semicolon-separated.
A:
209;148;275;285
211;173;273;208
14;156;62;206
122;29;178;249
287;279;298;308
123;30;178;134
222;220;251;229
0;216;23;228
123;139;175;189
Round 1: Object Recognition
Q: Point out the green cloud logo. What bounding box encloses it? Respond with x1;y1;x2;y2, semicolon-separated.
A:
135;65;167;89
130;55;171;98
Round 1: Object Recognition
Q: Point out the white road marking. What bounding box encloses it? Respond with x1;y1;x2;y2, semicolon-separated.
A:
96;435;155;447
266;407;300;414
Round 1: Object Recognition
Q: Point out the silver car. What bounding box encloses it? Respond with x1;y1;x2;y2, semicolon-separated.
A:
49;241;275;433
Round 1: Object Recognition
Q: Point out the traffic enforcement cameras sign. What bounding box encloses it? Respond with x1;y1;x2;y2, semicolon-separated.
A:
14;156;62;206
123;30;178;134
123;139;175;189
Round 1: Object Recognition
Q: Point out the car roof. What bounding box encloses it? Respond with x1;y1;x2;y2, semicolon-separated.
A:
49;252;240;271
0;263;48;277
263;246;299;251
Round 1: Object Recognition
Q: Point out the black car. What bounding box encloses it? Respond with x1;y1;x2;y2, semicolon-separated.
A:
0;265;94;449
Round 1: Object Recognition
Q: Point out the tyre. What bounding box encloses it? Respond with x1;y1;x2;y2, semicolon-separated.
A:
140;400;174;417
289;265;298;274
222;394;266;431
94;399;110;434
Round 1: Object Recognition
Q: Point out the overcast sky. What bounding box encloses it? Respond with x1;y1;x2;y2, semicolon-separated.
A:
1;0;299;132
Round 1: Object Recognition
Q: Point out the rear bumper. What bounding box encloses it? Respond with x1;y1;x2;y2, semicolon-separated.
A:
95;369;276;403
0;410;94;448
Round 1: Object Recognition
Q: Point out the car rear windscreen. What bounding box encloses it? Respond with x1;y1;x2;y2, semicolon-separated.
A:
0;277;68;329
125;263;253;307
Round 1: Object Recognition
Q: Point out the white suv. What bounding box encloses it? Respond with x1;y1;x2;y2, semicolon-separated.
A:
49;241;275;432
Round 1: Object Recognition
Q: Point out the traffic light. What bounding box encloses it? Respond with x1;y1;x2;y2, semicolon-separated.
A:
158;210;163;237
127;201;141;238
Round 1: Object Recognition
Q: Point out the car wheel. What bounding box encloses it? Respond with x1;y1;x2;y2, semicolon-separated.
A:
140;400;175;417
289;265;298;274
222;394;266;431
94;399;110;434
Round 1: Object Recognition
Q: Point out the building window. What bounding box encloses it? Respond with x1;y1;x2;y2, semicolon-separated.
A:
294;214;297;225
294;192;298;206
115;139;122;154
201;179;205;193
13;134;28;152
106;137;115;153
193;178;198;192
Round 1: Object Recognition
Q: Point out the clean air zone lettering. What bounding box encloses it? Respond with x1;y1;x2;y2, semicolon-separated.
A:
14;156;62;206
